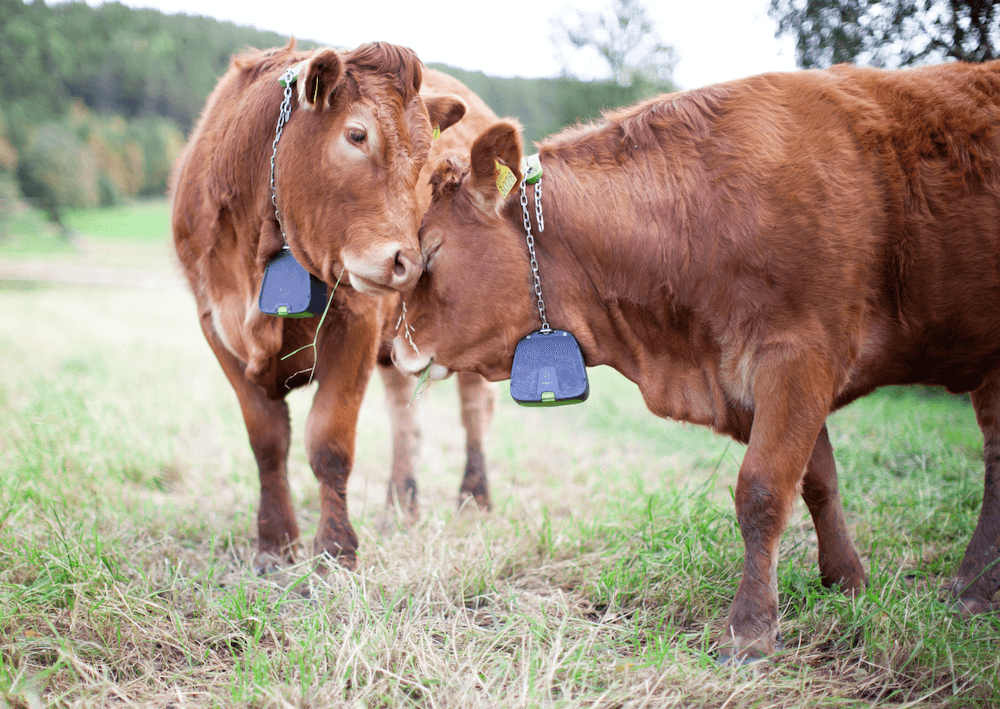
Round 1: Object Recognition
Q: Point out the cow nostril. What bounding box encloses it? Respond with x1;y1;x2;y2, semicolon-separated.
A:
394;250;420;281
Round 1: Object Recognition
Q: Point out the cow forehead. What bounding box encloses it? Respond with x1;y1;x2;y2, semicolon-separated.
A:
351;87;429;171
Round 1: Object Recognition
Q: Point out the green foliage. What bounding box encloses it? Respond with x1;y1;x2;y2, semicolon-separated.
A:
0;0;291;223
431;65;674;146
0;0;677;226
769;0;1000;69
17;120;100;223
0;0;289;132
129;116;185;197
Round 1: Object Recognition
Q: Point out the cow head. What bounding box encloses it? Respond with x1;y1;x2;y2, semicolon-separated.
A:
393;120;541;382
273;43;467;295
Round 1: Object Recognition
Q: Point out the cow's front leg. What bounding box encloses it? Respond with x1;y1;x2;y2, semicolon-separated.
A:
952;372;1000;614
802;425;866;593
456;372;496;510
722;347;834;662
199;318;299;566
378;360;420;524
305;317;381;571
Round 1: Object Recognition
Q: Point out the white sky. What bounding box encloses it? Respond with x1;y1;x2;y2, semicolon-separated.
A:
82;0;799;91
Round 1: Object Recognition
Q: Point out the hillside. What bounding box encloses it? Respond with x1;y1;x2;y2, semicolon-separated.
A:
0;0;672;223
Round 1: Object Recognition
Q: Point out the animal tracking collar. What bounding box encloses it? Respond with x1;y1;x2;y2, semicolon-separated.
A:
259;62;329;318
505;154;590;407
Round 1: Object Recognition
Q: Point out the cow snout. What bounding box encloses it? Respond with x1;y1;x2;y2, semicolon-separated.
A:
392;334;435;376
343;243;423;295
391;248;422;292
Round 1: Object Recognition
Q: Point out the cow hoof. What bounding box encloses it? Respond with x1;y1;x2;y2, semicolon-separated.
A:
717;652;773;668
457;490;492;513
952;595;995;616
717;634;781;666
314;550;358;574
375;505;419;534
254;551;286;576
312;539;358;572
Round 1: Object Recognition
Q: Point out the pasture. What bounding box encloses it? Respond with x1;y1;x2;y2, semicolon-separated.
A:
0;202;998;707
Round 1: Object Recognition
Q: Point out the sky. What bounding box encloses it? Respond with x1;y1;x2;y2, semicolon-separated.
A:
86;0;800;91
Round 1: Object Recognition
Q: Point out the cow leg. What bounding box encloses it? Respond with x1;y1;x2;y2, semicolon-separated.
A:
722;347;834;661
456;372;495;511
802;425;867;593
378;361;420;524
304;320;380;571
952;373;1000;614
199;317;299;564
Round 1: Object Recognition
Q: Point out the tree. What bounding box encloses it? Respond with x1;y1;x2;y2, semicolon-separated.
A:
769;0;1000;69
551;0;676;87
18;121;99;229
0;113;19;235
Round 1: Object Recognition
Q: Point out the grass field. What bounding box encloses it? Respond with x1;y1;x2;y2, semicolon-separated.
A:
1;202;998;707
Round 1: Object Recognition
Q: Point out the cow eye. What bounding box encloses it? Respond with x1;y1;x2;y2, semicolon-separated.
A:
348;129;366;144
422;240;442;272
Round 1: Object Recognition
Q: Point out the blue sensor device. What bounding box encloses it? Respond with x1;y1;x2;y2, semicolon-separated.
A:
510;329;589;406
259;246;328;318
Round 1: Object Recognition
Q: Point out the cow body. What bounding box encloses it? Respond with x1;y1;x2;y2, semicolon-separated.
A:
393;60;1000;659
172;42;497;570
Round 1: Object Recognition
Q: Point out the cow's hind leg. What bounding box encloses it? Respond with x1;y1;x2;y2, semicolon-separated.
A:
952;373;1000;614
199;318;299;566
802;425;867;594
378;359;420;524
456;372;495;511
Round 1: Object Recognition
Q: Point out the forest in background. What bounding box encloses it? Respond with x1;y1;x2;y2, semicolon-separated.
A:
0;0;673;228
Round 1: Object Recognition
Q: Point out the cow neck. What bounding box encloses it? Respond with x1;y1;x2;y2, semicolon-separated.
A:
508;158;591;407
258;63;331;320
269;64;299;248
513;160;577;335
517;164;550;332
510;160;621;376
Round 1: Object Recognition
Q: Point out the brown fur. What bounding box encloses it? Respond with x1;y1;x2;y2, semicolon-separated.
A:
171;40;498;569
395;60;1000;659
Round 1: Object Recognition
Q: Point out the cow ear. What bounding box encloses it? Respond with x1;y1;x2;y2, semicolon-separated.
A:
468;120;524;210
425;95;467;134
297;48;343;111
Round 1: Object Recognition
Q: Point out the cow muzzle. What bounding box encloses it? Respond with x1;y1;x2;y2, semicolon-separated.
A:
343;245;423;296
390;335;452;381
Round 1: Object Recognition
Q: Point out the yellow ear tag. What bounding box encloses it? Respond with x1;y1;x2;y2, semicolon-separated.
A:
495;160;516;198
432;126;441;140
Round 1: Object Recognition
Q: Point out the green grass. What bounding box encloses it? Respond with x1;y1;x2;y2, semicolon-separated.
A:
63;201;173;242
0;206;71;256
0;200;172;258
0;212;998;707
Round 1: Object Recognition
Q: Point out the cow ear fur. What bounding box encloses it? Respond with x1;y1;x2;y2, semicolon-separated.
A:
430;155;466;199
425;95;467;133
468;120;524;210
298;48;343;111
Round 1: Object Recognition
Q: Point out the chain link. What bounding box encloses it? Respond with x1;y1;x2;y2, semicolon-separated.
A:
270;69;296;245
520;175;550;333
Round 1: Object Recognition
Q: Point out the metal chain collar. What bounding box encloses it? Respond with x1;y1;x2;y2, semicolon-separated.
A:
269;68;296;246
519;175;550;333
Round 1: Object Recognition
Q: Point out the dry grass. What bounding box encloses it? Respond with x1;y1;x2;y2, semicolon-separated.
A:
1;232;998;707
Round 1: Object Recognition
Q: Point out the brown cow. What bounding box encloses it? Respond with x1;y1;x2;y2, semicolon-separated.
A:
392;60;1000;660
171;41;498;571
